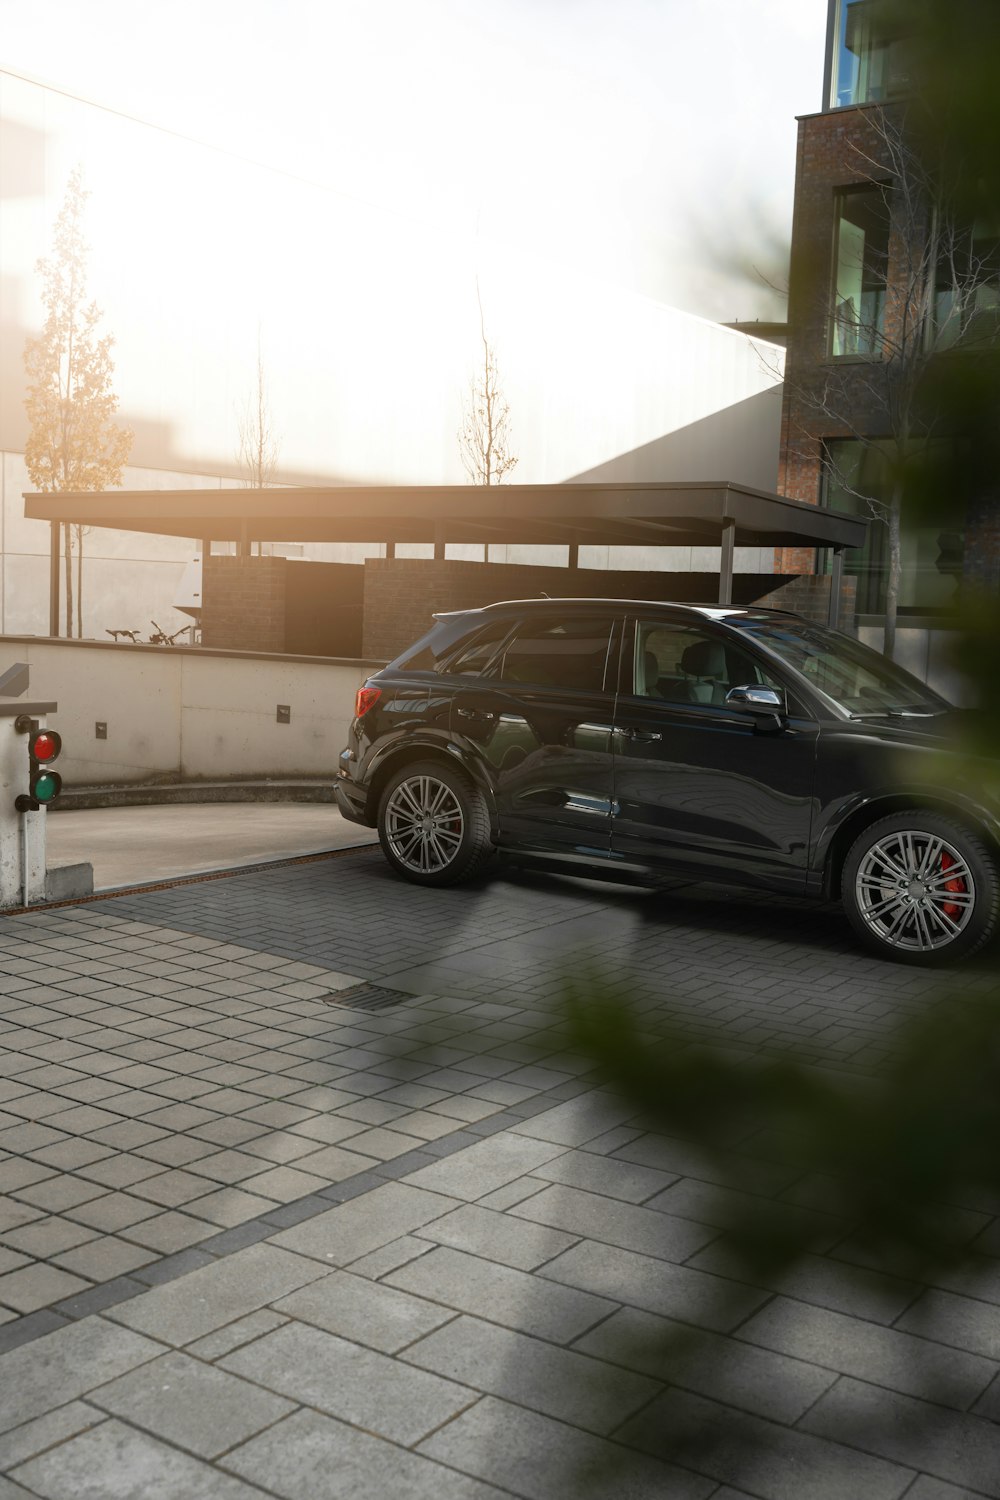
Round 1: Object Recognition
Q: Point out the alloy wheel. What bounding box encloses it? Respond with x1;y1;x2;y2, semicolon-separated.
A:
855;830;975;954
383;774;465;875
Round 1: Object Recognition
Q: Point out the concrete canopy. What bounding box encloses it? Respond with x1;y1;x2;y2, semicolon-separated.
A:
25;481;865;551
26;481;866;634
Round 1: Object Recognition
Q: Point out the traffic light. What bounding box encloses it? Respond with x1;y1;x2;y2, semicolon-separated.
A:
14;716;63;813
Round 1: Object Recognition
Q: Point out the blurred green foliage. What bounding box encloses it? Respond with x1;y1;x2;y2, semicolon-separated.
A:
561;1;1000;1479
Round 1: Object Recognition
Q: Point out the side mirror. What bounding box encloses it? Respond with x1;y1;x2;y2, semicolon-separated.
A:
726;684;785;714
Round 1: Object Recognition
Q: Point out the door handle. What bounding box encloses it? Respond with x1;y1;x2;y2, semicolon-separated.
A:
457;707;495;720
626;728;662;742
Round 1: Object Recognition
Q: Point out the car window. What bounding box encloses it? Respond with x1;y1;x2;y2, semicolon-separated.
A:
483;615;617;692
394;617;514;674
634;622;783;706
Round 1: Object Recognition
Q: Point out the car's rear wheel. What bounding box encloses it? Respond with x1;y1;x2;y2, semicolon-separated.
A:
377;760;493;886
842;811;999;964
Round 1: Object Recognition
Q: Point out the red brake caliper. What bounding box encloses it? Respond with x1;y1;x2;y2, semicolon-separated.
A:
940;850;966;920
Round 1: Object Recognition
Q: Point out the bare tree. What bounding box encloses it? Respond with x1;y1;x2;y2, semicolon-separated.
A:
237;328;279;491
458;285;517;560
23;165;133;637
783;104;1000;659
235;328;280;559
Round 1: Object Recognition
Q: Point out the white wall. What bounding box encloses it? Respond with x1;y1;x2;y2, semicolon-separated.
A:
1;638;381;784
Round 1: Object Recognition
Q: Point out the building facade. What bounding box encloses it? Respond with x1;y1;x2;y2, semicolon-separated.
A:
778;0;1000;675
1;66;785;645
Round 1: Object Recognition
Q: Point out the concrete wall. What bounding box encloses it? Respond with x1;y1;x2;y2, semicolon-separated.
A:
0;638;383;785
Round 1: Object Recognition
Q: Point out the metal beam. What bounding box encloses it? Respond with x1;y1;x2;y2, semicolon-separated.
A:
49;522;60;638
829;549;844;628
719;519;736;605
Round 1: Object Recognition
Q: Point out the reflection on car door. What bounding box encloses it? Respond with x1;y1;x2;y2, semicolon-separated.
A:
450;613;622;856
612;618;818;890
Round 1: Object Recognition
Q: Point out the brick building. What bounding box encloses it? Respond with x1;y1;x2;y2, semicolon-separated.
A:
779;0;1000;664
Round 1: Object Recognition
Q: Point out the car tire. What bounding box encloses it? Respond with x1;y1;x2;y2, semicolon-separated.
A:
377;759;494;887
842;811;1000;965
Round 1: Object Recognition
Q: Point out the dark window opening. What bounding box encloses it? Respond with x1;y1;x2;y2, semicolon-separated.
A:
821;438;964;615
832;189;891;357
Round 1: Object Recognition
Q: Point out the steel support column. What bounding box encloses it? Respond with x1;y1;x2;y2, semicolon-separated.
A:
49;522;60;637
829;548;843;628
718;519;736;606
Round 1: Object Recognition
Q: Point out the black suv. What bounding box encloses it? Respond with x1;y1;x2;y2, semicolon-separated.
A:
336;599;999;965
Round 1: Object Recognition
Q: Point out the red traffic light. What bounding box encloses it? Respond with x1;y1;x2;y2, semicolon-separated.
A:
31;730;61;763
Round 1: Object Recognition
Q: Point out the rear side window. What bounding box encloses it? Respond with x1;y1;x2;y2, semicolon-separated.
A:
483;615;617;692
392;616;514;674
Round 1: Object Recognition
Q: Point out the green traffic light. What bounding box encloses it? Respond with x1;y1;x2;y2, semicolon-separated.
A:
33;772;60;803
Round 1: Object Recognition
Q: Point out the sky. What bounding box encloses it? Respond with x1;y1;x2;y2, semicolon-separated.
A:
0;0;829;322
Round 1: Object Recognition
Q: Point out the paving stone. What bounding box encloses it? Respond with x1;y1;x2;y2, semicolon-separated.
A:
106;1242;327;1345
51;1230;155;1278
509;1090;639;1148
0;1262;92;1314
221;1319;475;1445
182;1186;277;1227
739;1296;998;1409
0;1400;105;1471
119;1209;217;1254
511;1181;719;1263
0;1316;164;1433
527;1147;679;1203
689;1241;920;1324
274;1268;454;1353
404;1313;660;1433
1;1214;99;1258
418;1394;712;1500
575;1305;838;1423
414;1201;579;1271
270;1181;460;1264
399;1133;566;1200
90;1349;296;1458
223;1407;511;1500
65;1192;161;1233
11;1417;269;1499
345;1234;437;1280
539;1238;769;1333
387;1244;616;1343
11;1174;107;1212
801;1377;1000;1497
619;1386;914;1500
185;1309;288;1361
896;1289;1000;1360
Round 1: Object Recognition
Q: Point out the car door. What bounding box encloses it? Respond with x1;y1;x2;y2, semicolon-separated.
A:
611;616;819;890
450;610;623;856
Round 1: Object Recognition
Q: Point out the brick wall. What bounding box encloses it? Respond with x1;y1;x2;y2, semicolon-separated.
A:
752;572;857;629
777;106;899;574
361;559;791;660
201;557;288;652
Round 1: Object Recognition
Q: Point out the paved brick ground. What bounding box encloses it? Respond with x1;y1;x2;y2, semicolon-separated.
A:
0;847;999;1498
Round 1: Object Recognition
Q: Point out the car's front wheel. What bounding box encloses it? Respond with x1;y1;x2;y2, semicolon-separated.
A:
377;759;493;886
842;811;1000;964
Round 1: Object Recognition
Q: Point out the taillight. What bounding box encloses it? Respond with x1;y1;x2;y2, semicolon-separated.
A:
355;685;382;719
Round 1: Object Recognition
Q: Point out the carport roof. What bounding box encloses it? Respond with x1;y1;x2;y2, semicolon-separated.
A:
24;480;866;551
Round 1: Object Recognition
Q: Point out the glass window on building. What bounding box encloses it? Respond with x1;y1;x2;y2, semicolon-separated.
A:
932;218;1000;351
822;439;964;616
830;0;910;109
831;190;891;357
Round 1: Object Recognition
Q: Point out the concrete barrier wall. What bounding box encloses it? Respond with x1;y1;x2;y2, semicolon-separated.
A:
0;638;385;784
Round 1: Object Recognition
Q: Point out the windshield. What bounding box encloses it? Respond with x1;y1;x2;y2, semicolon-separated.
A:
732;620;951;717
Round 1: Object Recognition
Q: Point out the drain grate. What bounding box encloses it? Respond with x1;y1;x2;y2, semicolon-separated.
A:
322;983;417;1012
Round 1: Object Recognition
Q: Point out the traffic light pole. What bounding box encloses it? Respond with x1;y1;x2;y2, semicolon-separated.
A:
0;700;58;909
